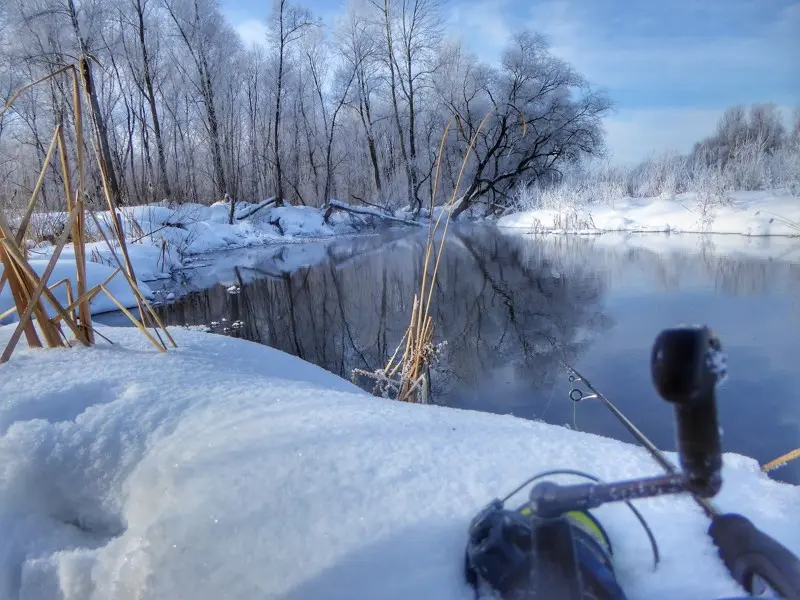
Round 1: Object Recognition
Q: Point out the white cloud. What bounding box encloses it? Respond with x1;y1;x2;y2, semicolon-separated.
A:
235;18;269;48
603;107;724;165
446;0;511;64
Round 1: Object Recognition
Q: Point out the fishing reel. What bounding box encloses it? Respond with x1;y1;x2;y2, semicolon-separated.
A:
465;326;800;600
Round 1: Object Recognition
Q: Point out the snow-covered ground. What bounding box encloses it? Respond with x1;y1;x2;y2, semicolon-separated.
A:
2;200;397;320
498;190;800;236
24;200;375;279
0;326;797;600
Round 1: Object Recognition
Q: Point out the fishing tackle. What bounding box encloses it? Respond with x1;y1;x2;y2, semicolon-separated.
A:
465;326;800;599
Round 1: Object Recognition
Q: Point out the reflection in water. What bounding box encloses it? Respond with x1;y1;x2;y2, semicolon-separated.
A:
160;227;611;404
151;229;800;485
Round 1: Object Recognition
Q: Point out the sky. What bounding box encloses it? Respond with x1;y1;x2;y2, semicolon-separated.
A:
221;0;800;165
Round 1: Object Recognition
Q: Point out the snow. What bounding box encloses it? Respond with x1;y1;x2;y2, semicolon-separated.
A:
19;201;385;287
5;201;394;318
498;190;800;237
0;261;153;325
267;205;334;237
0;326;797;600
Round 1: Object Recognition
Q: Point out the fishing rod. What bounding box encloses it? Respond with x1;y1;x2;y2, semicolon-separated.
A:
561;360;719;519
466;326;800;600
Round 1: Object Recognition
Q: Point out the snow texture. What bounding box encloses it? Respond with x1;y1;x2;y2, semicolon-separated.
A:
0;326;797;600
0;261;153;325
21;201;381;285
498;190;800;236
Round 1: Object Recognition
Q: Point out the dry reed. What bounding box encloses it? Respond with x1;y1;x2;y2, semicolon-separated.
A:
0;59;174;363
762;448;800;474
358;111;497;403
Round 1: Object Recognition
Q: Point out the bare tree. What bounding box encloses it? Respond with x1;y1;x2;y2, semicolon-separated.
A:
0;0;626;215
163;0;232;209
747;103;785;153
364;0;441;215
119;0;172;200
269;0;316;207
340;4;384;199
438;32;611;218
694;102;788;168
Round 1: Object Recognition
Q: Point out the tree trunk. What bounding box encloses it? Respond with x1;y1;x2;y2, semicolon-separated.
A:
198;49;227;202
382;0;413;212
273;5;286;207
405;51;420;214
135;0;172;200
357;79;382;194
67;0;123;205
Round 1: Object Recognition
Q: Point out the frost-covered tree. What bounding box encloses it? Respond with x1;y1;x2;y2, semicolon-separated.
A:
438;32;611;218
0;0;614;213
693;102;787;167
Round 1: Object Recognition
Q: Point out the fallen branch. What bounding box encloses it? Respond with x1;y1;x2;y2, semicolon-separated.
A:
325;200;422;226
350;195;390;213
235;198;277;221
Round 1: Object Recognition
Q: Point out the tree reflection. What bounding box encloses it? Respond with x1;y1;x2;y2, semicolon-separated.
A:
156;228;611;407
155;231;800;414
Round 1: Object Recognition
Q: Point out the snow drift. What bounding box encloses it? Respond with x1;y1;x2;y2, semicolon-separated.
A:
499;190;800;236
20;200;393;285
0;326;797;599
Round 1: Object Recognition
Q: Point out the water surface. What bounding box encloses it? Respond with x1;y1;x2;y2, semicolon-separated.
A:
126;228;800;484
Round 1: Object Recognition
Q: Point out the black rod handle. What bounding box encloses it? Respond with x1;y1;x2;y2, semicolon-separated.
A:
651;326;725;497
529;474;687;519
709;513;800;600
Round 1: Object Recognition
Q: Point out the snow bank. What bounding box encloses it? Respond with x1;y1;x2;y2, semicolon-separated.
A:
499;190;800;236
21;201;388;284
0;261;152;325
0;326;797;600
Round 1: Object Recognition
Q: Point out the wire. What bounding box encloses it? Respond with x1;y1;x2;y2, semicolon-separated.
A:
501;468;661;571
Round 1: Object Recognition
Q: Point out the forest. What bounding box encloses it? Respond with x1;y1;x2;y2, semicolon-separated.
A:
0;0;611;220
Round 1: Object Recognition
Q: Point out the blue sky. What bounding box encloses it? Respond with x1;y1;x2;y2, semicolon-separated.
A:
221;0;800;164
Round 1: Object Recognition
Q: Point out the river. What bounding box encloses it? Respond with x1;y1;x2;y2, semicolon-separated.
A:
100;226;800;484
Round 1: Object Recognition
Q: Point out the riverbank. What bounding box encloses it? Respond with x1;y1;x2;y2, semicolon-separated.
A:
24;200;390;279
1;200;404;323
498;190;800;236
0;325;797;599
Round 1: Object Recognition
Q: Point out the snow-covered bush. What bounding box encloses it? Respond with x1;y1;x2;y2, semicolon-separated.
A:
510;105;800;214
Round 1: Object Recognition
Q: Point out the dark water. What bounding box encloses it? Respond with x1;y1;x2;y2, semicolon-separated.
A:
121;227;800;484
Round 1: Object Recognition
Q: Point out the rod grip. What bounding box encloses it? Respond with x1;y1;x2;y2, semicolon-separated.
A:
651;326;724;496
709;513;800;599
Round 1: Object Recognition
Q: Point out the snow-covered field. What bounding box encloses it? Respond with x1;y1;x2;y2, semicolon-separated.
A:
499;190;800;236
0;326;797;600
